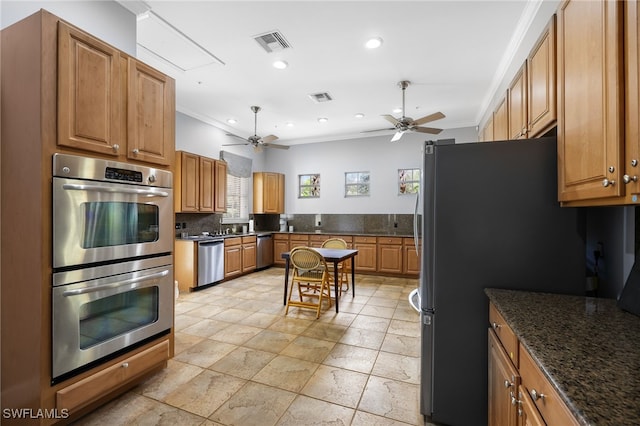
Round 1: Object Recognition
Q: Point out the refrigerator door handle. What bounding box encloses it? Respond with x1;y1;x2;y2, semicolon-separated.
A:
413;190;420;254
408;288;421;313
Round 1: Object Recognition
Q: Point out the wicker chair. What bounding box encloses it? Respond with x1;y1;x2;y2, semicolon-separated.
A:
285;247;332;318
321;238;350;296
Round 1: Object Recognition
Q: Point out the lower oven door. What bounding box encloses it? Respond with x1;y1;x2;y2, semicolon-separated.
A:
52;256;173;381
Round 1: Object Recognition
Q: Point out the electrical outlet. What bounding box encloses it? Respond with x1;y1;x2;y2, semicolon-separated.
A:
394;222;398;228
182;222;187;229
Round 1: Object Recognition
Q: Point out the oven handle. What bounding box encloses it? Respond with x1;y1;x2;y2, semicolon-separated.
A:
62;183;170;198
62;269;170;296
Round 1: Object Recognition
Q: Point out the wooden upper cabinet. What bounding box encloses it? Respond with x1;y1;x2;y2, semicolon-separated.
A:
482;115;494;142
493;94;509;141
527;15;557;138
127;58;174;166
253;172;284;214
57;21;174;167
199;156;215;212
557;0;624;203
625;0;640;199
214;160;227;212
57;21;122;156
508;63;528;140
176;151;200;212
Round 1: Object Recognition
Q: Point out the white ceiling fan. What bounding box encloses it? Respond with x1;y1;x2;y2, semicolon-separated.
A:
223;106;289;152
364;81;445;142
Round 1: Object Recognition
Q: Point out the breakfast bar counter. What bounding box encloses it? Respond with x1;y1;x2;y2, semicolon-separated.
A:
485;288;640;425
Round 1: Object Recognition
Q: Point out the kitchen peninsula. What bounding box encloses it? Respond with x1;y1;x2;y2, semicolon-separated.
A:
486;288;640;425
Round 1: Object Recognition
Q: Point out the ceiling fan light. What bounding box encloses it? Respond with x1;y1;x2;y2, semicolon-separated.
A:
317;117;329;123
272;60;288;69
365;37;383;49
286;122;294;127
354;113;365;119
227;118;237;124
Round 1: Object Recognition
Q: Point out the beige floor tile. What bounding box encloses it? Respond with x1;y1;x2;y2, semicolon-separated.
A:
211;307;257;323
301;364;369;408
277;394;355;425
182;304;227;319
138;360;204;401
243;329;297;353
174;314;205;331
237;311;281;328
209;346;277;379
252;354;319;393
359;305;396;319
301;321;348;342
350;314;391;332
352;410;417;426
323;343;378;374
173;338;237;368
209;323;264;345
268;317;315;335
387;319;421;338
371;352;420;384
339;327;386;350
359;376;421;425
173;332;205;356
181;318;231;338
367;296;401;308
380;334;421;357
162;370;246;418
174;301;205;315
280;335;336;363
209;381;296;426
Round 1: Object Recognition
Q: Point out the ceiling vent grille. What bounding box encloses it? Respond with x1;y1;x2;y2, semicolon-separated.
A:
253;31;291;53
308;92;333;103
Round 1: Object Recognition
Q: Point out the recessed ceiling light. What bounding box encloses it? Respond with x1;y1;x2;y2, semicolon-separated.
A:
317;117;329;123
227;118;237;124
286;122;294;127
354;113;365;119
272;60;288;69
392;107;402;114
365;37;383;49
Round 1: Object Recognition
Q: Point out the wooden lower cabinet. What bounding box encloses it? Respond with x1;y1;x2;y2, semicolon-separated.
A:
377;237;403;274
242;235;257;273
353;236;377;273
488;302;579;426
224;237;242;278
273;234;289;266
403;238;420;275
57;339;169;414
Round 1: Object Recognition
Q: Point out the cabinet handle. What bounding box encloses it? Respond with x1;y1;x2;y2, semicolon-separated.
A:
504;379;513;388
112;144;120;152
491;322;501;330
602;178;615;187
623;174;638;184
121;362;129;368
530;389;545;401
133;148;139;154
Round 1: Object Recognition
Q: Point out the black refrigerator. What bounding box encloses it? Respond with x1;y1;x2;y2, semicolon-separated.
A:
413;137;586;425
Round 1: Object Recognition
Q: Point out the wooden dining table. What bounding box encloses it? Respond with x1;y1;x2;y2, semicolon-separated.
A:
281;248;358;313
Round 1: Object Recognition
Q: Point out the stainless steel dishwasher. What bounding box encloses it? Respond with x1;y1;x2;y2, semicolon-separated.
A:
256;233;273;270
197;239;224;286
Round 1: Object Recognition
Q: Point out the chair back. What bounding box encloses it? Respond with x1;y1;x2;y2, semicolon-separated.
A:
290;247;326;274
321;238;348;249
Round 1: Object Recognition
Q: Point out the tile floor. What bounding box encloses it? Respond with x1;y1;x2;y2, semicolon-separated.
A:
74;267;432;426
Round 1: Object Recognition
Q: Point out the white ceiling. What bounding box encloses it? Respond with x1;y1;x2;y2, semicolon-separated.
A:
119;1;550;146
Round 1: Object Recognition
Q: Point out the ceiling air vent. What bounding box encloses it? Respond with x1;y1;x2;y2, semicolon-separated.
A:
253;31;291;53
308;92;333;103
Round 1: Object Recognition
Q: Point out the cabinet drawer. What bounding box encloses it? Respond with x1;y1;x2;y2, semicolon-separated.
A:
242;235;256;244
489;303;519;367
354;236;376;244
289;234;309;242
57;340;169;412
309;234;326;243
377;236;402;245
224;237;242;246
273;233;289;241
519;343;579;426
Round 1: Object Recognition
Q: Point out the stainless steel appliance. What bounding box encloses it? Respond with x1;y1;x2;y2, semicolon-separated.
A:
52;255;173;380
198;239;224;286
411;137;586;425
256;233;273;270
53;153;173;269
51;154;174;383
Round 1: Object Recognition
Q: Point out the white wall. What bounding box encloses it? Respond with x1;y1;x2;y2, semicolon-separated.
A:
1;1;136;55
264;127;478;215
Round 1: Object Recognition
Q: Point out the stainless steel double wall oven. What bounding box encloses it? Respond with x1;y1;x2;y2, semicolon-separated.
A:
52;154;174;382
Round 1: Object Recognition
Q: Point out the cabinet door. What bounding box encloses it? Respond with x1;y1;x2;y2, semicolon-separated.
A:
242;242;257;272
273;236;289;266
377;237;403;274
516;386;545;426
179;152;200;212
199;157;215;212
527;15;557;138
488;330;519;426
493;95;509;141
403;239;420;275
277;173;285;213
482;115;494;142
57;21;122;156
214;160;227;212
508;63;528;140
127;58;174;166
353;243;377;272
625;0;640;197
558;0;624;202
224;244;242;277
264;173;279;213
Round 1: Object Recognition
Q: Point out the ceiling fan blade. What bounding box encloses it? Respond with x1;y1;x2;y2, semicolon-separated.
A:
260;134;279;144
361;127;396;133
412;111;445;126
225;132;248;142
222;143;250;146
263;143;289;150
413;126;443;135
382;114;400;126
391;131;404;142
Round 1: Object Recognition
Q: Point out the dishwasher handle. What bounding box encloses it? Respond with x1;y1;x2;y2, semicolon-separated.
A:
198;239;224;246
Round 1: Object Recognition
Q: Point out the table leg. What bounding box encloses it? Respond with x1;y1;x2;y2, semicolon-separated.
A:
283;258;290;306
351;257;356;298
333;260;339;313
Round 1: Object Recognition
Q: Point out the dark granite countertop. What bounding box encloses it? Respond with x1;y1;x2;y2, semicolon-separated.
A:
485;288;640;426
272;231;414;238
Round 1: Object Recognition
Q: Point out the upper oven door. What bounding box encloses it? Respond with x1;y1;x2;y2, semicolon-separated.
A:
53;177;173;269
